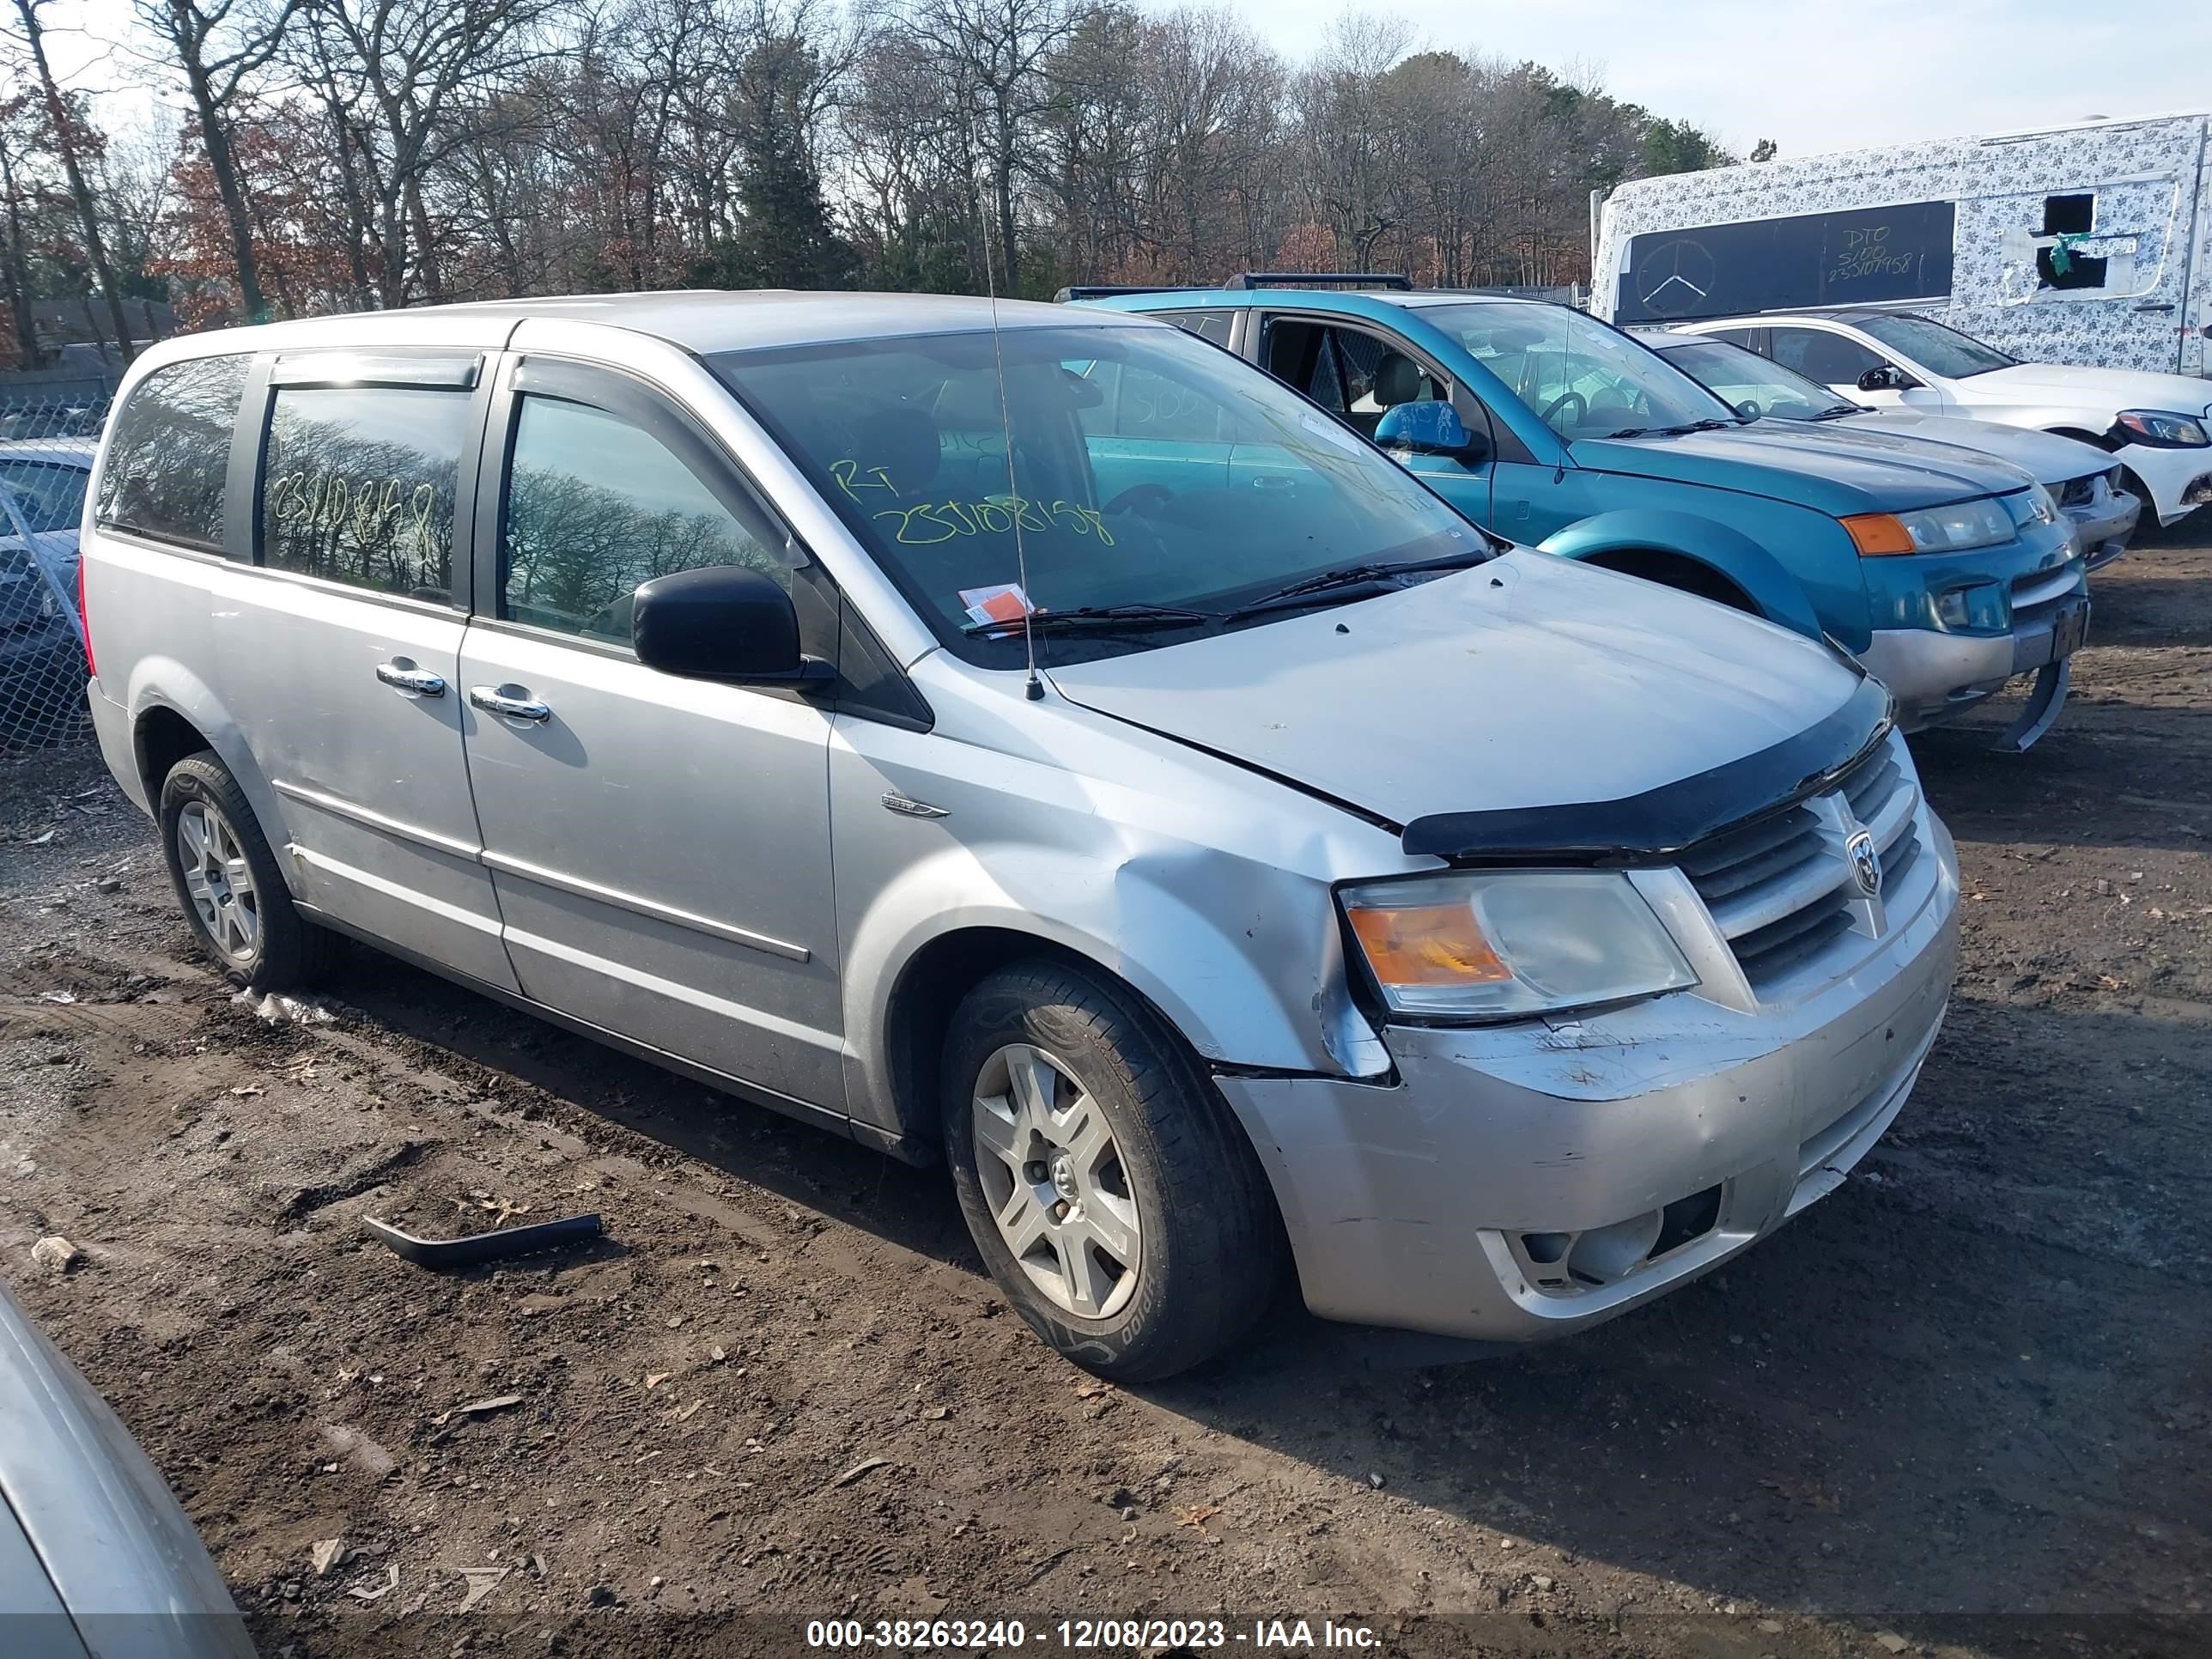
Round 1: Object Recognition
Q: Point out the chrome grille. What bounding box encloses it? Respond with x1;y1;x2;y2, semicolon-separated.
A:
1681;738;1924;994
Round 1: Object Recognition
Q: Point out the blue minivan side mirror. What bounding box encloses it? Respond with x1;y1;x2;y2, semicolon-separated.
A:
1374;400;1487;465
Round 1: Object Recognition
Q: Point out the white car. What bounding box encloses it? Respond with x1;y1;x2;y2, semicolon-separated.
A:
1673;312;2212;528
1632;329;2141;568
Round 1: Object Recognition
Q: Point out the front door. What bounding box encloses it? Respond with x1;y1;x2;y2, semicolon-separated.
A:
217;354;518;991
457;358;847;1113
1771;325;1949;411
1255;313;1494;526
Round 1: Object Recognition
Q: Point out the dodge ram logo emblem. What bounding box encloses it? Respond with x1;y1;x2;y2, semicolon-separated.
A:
1846;829;1882;896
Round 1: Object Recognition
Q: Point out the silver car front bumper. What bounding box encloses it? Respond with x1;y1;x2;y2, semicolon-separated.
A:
2065;478;2140;570
1214;811;1960;1346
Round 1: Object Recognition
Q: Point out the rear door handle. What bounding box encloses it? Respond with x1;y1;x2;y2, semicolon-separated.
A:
469;684;552;723
375;660;447;697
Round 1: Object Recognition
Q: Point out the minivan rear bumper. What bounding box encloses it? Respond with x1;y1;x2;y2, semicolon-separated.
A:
1212;817;1960;1345
87;684;148;814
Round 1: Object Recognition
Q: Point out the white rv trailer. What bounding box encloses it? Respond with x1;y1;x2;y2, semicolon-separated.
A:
1591;112;2212;377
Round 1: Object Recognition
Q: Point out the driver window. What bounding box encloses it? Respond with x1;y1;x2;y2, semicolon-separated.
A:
1262;319;1445;439
501;393;789;644
1771;328;1887;386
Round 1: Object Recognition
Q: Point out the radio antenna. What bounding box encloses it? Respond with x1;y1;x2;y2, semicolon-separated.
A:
974;147;1044;702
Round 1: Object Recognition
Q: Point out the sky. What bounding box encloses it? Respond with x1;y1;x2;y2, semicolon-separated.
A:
28;0;2212;163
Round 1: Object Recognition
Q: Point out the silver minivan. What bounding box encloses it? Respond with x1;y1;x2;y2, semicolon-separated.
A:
79;293;1960;1379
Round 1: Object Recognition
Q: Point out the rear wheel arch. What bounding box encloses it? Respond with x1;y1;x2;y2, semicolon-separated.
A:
134;703;211;805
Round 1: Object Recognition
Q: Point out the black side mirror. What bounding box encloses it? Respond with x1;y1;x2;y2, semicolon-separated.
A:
1735;398;1762;420
632;566;834;684
1856;365;1909;392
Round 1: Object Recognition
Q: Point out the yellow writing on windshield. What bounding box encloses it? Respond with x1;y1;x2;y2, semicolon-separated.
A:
830;458;899;500
872;495;1114;547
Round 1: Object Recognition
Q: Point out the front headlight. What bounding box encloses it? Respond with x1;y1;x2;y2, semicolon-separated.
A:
1841;495;2016;556
2113;409;2209;448
1339;871;1698;1020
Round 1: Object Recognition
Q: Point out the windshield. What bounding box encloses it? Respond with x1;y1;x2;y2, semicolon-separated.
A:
1854;314;2017;379
713;324;1488;665
1654;338;1858;421
1413;302;1737;440
0;459;89;535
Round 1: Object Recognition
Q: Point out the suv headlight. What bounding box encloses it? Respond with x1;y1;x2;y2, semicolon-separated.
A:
1842;495;2017;556
1339;871;1697;1020
2113;409;2209;448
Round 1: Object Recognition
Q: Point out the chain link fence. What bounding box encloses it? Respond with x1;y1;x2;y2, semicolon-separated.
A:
0;393;107;751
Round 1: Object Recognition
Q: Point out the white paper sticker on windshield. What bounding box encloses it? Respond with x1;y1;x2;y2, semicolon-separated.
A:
1300;412;1364;453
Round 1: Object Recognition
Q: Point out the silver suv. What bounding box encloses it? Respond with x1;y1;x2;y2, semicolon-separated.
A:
78;294;1960;1379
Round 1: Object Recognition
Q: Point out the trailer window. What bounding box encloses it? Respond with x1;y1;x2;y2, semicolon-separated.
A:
2041;194;2094;236
2036;246;2108;291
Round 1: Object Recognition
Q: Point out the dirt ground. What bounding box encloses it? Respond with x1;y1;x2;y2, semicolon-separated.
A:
3;531;2209;1659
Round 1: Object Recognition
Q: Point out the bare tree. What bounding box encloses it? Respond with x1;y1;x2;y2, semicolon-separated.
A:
136;0;299;320
904;0;1085;295
289;0;560;306
7;0;134;357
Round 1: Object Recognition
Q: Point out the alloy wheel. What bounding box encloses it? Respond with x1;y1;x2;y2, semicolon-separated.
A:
176;799;260;963
969;1042;1142;1318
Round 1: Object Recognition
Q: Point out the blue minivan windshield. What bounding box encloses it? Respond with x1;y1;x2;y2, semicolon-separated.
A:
714;324;1487;664
1417;302;1738;441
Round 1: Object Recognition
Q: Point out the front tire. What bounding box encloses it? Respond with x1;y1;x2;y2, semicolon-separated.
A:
158;751;333;991
943;958;1280;1381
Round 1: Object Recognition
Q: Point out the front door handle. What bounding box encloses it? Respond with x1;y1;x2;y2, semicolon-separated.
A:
375;660;447;697
469;684;552;723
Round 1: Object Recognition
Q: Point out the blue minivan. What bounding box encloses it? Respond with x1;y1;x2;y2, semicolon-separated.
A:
1082;280;2086;748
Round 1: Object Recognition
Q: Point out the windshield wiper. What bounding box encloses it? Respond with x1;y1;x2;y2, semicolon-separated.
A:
1224;547;1493;620
1808;406;1861;421
963;602;1218;637
1599;426;1650;439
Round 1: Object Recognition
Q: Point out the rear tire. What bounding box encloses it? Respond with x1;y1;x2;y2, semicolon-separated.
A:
942;958;1281;1382
158;751;334;992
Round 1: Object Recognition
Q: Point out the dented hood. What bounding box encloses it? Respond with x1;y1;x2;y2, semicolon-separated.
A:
1045;550;1872;846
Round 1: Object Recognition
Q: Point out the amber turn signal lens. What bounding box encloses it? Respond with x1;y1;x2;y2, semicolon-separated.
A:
1346;902;1511;986
1840;513;1917;556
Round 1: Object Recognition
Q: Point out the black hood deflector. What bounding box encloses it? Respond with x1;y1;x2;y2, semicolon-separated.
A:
1401;676;1893;862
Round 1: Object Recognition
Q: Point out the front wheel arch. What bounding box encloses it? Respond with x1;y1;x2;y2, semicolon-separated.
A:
1539;510;1828;640
1577;546;1760;613
883;927;1200;1163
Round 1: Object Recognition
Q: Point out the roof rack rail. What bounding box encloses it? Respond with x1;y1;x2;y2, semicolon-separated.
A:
1053;284;1204;303
1224;271;1415;291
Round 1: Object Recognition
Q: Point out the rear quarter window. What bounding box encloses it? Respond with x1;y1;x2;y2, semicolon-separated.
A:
95;355;249;550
